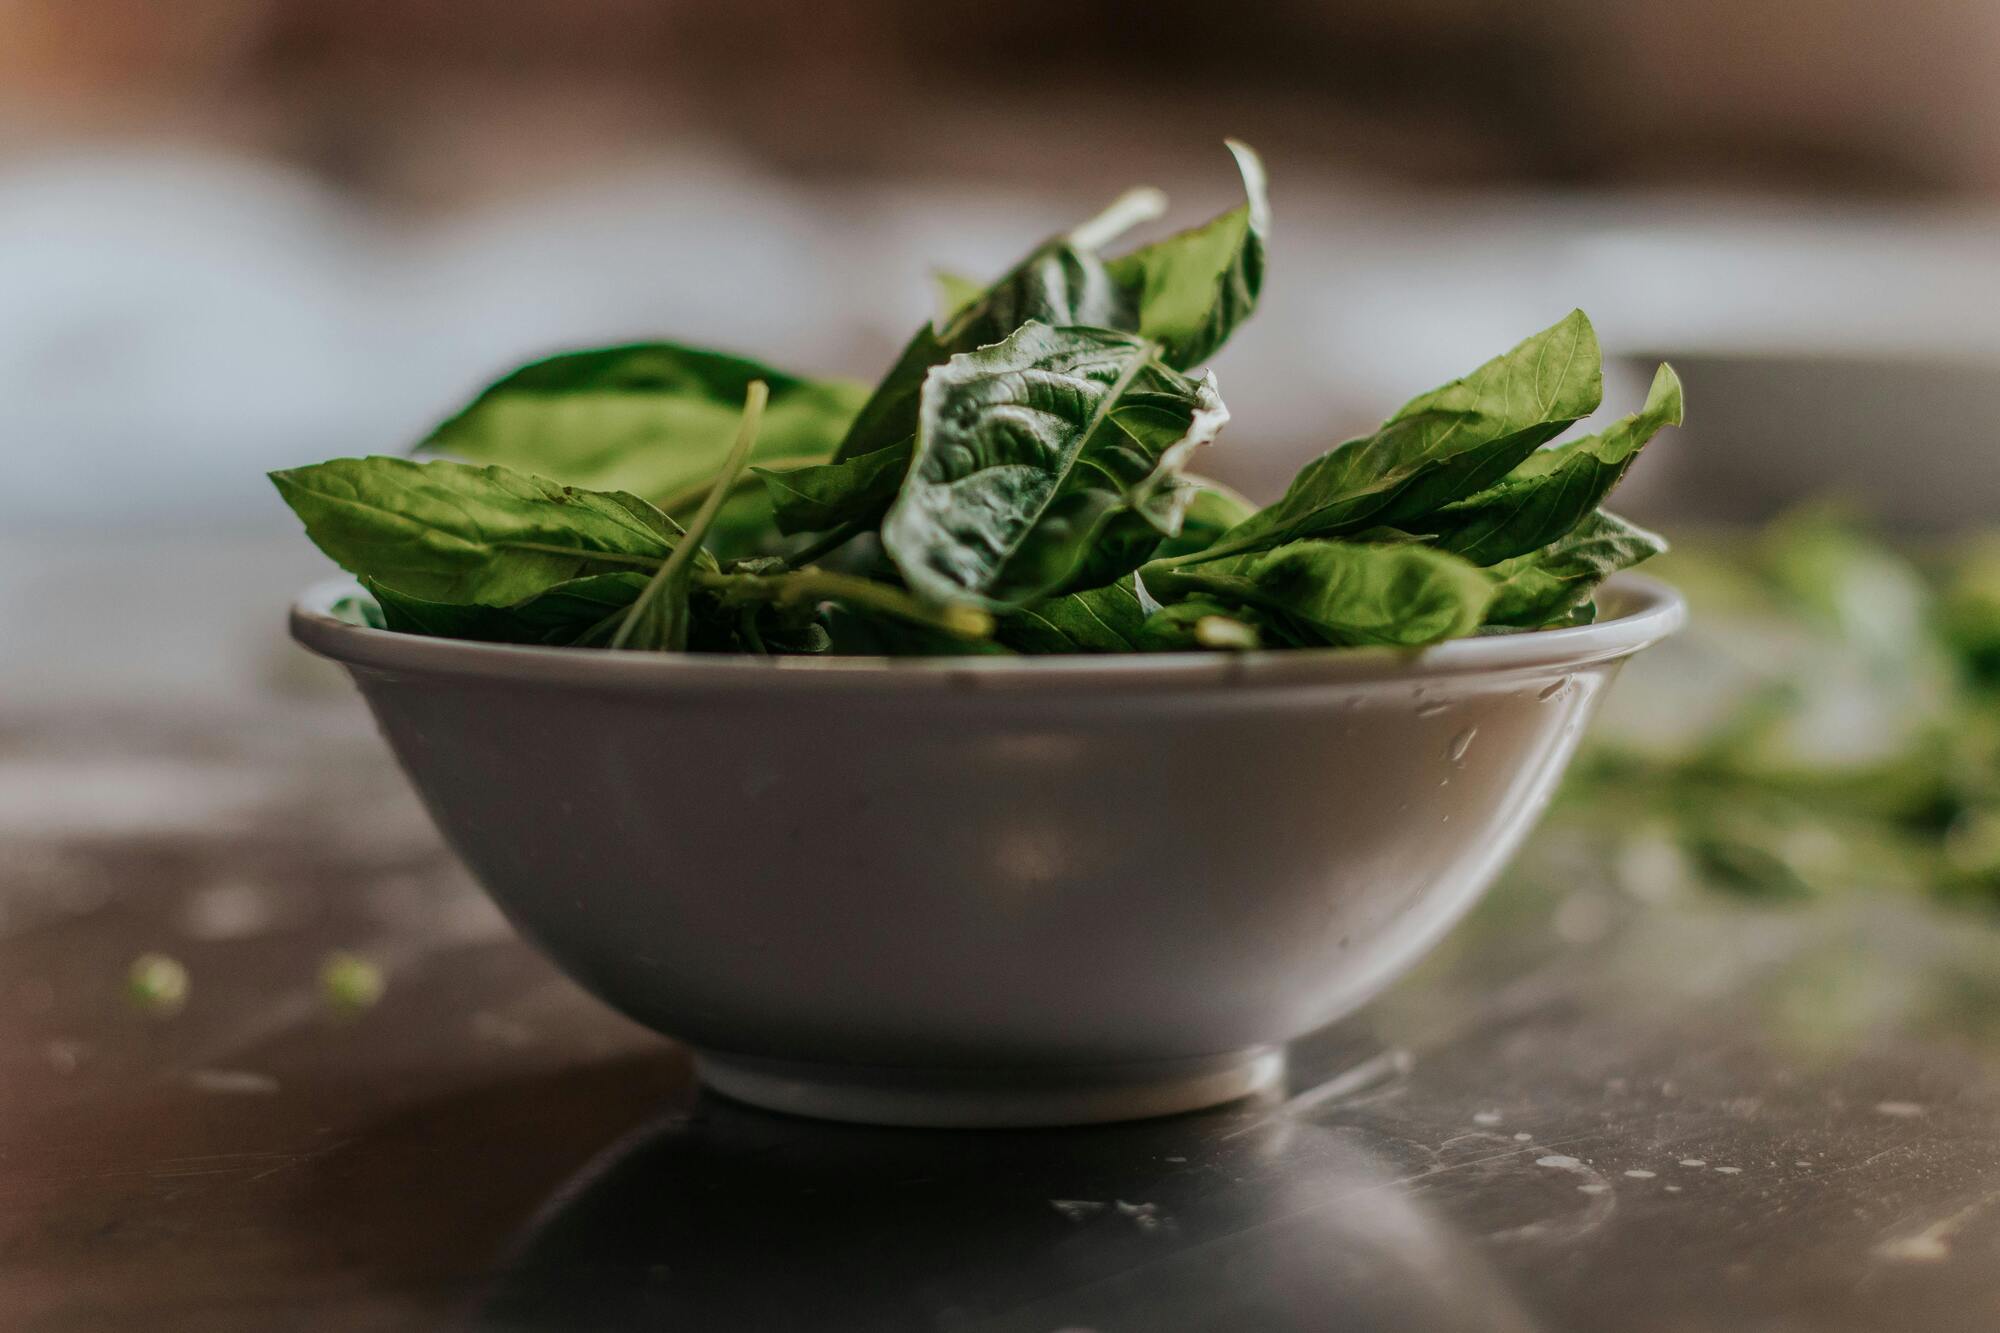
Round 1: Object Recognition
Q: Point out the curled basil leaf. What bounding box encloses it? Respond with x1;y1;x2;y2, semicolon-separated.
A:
832;245;1133;467
825;141;1265;486
881;323;1228;611
1104;139;1269;371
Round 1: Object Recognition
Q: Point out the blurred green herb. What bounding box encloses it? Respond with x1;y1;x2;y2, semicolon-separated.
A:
127;953;189;1017
320;951;387;1014
1538;509;2000;912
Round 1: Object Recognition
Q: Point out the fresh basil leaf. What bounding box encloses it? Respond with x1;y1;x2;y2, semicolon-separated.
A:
932;269;987;325
1201;311;1602;561
831;246;1133;466
1152;476;1258;559
995;576;1149;653
1053;512;1174;599
1103;139;1268;371
613;382;768;652
1136;597;1283;651
746;611;834;656
830;147;1258;470
367;572;649;645
1150;539;1494;647
1485;509;1667;628
701;565;993;645
819;604;1014;656
415;343;864;505
756;445;912;537
1048;399;1237;596
1419;363;1682;564
881;323;1228;611
329;589;386;629
1683;823;1818;900
270;457;692;604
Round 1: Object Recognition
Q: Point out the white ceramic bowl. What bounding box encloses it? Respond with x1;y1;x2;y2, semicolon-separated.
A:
292;576;1683;1127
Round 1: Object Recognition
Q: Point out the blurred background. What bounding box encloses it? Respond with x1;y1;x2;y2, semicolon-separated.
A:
2;0;1998;908
14;15;2000;1324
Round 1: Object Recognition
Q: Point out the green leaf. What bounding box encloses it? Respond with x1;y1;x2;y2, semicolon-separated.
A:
757;445;912;536
829;146;1260;471
701;566;994;644
367;572;649;645
613;382;768;651
1204;310;1602;560
1485;509;1667;628
1150;539;1495;647
270;456;689;604
415;343;865;502
1943;533;2000;684
328;589;386;629
995;576;1150;652
1051;511;1174;599
881;323;1229;611
1136;597;1281;651
932;268;987;325
831;245;1134;466
1152;476;1258;559
1682;825;1818;901
820;604;1014;656
1104;139;1268;371
1419;363;1682;564
1760;507;1936;669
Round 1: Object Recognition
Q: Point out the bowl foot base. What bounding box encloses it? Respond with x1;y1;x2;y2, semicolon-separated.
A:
692;1046;1285;1128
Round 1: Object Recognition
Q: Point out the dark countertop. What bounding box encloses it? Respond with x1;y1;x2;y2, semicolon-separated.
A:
7;619;2000;1330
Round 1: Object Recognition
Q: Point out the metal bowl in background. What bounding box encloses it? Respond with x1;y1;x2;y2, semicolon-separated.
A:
1620;350;2000;531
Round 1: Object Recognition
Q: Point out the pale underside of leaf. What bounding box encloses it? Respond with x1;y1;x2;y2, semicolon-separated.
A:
830;245;1132;466
882;323;1224;611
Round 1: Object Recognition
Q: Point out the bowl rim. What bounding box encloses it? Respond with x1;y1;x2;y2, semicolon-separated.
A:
290;573;1685;694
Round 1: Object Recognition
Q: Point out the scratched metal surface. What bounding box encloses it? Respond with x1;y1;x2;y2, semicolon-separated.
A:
7;559;2000;1330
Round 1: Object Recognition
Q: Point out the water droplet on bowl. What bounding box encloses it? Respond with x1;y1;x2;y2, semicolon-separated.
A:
1446;728;1477;765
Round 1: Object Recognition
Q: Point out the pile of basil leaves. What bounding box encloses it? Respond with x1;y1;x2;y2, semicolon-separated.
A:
274;142;1682;657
